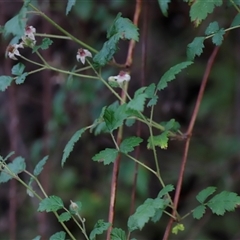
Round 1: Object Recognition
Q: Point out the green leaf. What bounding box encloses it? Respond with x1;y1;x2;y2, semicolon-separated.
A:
187;37;205;60
147;131;169;149
189;0;223;26
111;228;127;240
33;156;49;176
0;76;13;91
16;72;28;84
119;137;143;154
207;191;240;216
49;231;66;240
128;198;166;231
61;128;86;167
66;0;76;15
158;0;171;17
160;119;180;132
38;196;64;212
89;220;111;240
145;83;156;97
93;34;119;67
3;6;27;38
193;205;206;219
59;212;72;222
157;61;192;90
158;184;175;198
205;21;219;35
172;223;185;234
0;156;26;183
11;63;25;75
127;93;147;112
231;13;240;27
107;13;139;41
3;152;15;161
92;148;118;165
32;236;41;240
212;28;225;46
32;38;53;53
196;186;217;203
103;103;129;132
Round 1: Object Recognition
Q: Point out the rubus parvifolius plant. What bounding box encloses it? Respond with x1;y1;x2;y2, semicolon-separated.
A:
1;0;240;239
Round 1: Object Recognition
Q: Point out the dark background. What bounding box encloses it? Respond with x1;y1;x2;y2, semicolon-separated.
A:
0;1;240;239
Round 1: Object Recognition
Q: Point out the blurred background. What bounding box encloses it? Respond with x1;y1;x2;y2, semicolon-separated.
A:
0;0;240;239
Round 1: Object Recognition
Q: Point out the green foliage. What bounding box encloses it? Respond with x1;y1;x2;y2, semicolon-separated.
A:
93;13;139;67
193;188;240;219
61;128;86;167
66;0;76;15
231;13;240;27
111;228;127;240
119;136;143;154
11;63;28;84
187;37;205;60
49;231;66;240
160;119;180;132
0;156;26;183
172;223;185;234
32;38;53;52
89;220;111;240
158;184;175;198
205;21;224;46
158;0;171;17
59;212;72;222
127;93;147;112
38;195;64;212
92;148;118;165
33;156;49;176
147;131;169;149
0;76;13;91
157;61;193;90
189;0;223;26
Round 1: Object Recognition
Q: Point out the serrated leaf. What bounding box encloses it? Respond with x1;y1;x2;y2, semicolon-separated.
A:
125;118;136;127
158;0;171;17
11;63;25;75
32;38;53;53
145;83;156;97
157;61;192;90
59;212;72;222
49;231;66;240
128;198;166;231
207;191;240;216
193;205;206;219
212;28;225;46
160;119;180;132
196;186;217;203
111;228;127;240
147;95;158;107
16;72;28;84
127;93;147;112
147;131;169;150
119;137;143;154
32;236;41;240
33;156;49;176
187;37;205;60
231;13;240;27
89;220;111;240
189;0;223;26
205;21;219;35
158;184;175;198
38;196;64;212
66;0;76;15
107;13;139;41
172;223;185;234
92;148;118;165
0;76;13;91
61;128;86;167
3;6;27;38
0;156;26;183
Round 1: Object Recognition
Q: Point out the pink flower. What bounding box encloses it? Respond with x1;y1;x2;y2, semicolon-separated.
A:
6;43;24;60
76;48;92;64
108;71;131;83
22;26;36;47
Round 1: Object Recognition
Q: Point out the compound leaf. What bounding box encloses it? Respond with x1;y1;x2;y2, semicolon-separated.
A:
119;136;143;154
89;220;111;240
0;76;13;91
92;148;118;165
196;186;216;203
38;196;64;212
193;205;206;219
187;37;205;60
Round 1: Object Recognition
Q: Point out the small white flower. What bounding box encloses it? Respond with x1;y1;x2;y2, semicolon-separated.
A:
76;48;92;64
25;26;36;41
6;43;24;60
108;71;131;83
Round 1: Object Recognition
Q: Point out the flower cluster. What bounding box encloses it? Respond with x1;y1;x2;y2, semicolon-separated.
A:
6;25;36;60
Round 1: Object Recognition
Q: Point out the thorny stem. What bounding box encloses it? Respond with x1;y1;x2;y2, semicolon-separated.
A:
163;46;220;240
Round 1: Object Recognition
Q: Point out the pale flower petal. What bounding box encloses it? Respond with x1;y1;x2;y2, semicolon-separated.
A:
6;43;24;60
108;71;131;84
25;26;36;41
76;48;92;64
